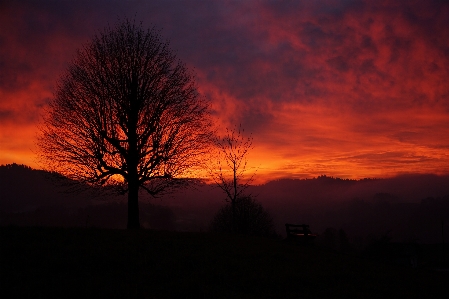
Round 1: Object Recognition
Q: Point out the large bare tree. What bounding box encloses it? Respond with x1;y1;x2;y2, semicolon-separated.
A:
38;20;211;229
208;125;256;232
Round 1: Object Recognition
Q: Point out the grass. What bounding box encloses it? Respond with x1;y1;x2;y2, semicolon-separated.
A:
1;226;448;298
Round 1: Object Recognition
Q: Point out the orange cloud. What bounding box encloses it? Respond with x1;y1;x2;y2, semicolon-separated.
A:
1;0;449;184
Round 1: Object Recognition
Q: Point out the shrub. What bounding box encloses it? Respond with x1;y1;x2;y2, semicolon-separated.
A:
210;196;276;237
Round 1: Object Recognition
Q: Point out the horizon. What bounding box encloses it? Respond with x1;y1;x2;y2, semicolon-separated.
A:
3;162;449;187
1;0;449;181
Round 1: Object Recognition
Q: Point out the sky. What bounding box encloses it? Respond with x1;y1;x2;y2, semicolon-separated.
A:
1;0;449;183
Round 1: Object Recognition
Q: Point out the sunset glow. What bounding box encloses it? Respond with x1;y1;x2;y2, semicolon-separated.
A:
1;0;449;183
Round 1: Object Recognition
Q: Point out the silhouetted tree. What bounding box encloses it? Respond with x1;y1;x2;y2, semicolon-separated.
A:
322;227;337;250
338;228;351;253
208;125;255;232
38;20;211;229
210;196;276;237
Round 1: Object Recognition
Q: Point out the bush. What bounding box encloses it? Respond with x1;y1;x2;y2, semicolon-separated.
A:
210;196;276;237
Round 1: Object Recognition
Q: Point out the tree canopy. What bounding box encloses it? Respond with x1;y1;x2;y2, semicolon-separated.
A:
38;19;212;228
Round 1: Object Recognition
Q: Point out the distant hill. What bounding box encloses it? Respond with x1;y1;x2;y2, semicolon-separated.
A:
1;164;449;244
0;164;178;229
256;174;449;204
249;175;449;244
0;163;91;212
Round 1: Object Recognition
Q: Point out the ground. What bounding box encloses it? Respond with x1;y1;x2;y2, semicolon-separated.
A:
1;226;448;298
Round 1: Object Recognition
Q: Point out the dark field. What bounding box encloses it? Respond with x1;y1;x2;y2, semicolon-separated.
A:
1;226;448;298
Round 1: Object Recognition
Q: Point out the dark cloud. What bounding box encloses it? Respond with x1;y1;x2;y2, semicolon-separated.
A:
3;0;448;110
327;56;350;72
1;0;449;179
349;151;435;165
391;131;421;144
0;109;14;123
239;106;274;134
0;60;32;92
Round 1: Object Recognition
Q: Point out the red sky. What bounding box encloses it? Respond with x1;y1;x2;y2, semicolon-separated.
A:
1;0;449;183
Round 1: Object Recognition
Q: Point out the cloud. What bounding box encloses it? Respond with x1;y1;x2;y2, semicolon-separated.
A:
1;0;449;180
0;109;14;123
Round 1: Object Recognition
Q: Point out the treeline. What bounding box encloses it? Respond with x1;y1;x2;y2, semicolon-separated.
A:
1;164;449;244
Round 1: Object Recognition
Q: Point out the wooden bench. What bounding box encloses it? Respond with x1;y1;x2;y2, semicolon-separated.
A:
285;223;317;241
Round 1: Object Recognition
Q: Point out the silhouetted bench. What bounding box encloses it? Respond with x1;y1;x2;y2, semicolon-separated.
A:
285;223;317;241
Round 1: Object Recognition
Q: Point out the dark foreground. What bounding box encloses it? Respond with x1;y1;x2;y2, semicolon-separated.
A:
1;227;448;298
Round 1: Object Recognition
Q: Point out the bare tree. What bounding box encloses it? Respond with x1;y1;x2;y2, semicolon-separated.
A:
38;19;212;229
208;125;255;232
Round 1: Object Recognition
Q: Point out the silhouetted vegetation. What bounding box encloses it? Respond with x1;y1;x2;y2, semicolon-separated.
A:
37;19;212;229
208;125;256;232
210;196;276;237
2;164;449;245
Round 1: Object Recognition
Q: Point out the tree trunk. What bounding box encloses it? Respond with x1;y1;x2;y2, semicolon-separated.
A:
127;139;140;229
232;160;237;233
127;176;140;229
232;199;236;233
127;75;140;229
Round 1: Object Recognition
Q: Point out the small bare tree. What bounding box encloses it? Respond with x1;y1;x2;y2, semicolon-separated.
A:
38;19;212;229
208;125;256;232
